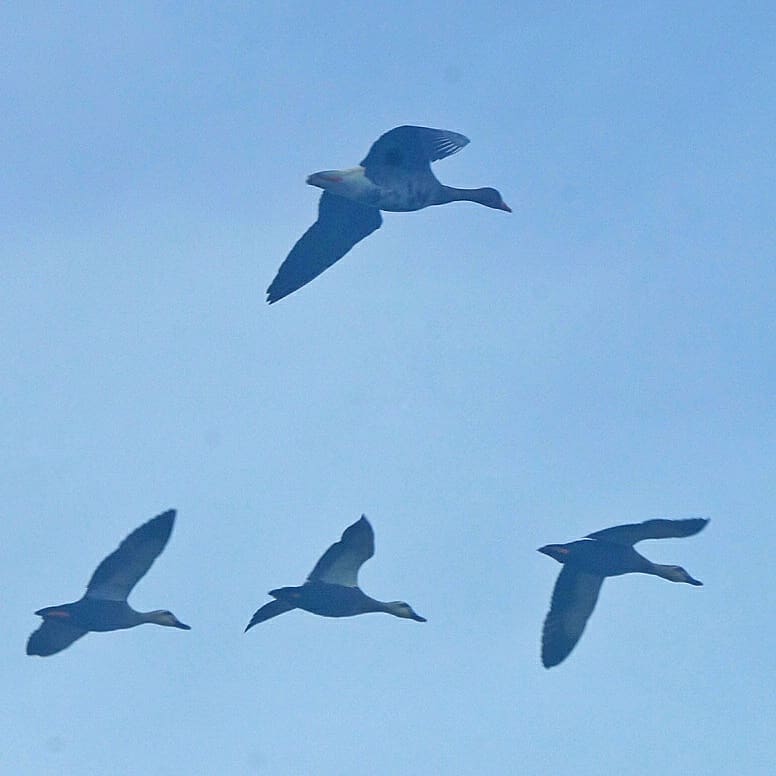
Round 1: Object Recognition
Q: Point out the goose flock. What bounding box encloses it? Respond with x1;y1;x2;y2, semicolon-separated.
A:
28;508;707;665
27;127;709;667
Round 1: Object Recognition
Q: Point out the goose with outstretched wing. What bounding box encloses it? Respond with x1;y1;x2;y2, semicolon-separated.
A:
27;510;190;656
245;515;425;630
266;125;511;303
539;518;708;668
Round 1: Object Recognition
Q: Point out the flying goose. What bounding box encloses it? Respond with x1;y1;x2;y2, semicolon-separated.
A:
245;515;426;629
266;125;511;303
27;510;190;656
539;518;708;668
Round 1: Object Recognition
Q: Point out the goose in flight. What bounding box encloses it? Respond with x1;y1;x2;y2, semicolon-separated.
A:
245;515;426;629
539;518;708;668
266;125;511;303
27;510;190;656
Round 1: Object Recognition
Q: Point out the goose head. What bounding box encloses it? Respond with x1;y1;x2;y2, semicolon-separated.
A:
145;610;191;629
653;565;703;585
467;187;511;212
385;601;427;622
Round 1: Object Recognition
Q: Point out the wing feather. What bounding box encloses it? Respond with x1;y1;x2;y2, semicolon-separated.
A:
27;619;88;656
307;515;374;587
360;126;469;173
245;599;295;631
267;192;382;303
587;518;709;546
85;510;176;601
542;567;604;668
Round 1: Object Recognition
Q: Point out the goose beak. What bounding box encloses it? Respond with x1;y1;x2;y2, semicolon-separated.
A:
173;619;191;630
499;201;512;212
411;613;427;622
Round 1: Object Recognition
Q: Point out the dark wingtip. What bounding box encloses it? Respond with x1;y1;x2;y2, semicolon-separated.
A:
267;289;293;304
26;634;51;657
266;283;286;304
541;649;565;669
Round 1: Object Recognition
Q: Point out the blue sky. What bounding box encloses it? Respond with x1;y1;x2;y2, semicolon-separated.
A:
2;2;774;774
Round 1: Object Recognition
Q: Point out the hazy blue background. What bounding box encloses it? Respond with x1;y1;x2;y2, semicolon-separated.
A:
2;2;774;774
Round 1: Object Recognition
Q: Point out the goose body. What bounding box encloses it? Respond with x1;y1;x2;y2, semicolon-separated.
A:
538;518;708;668
27;510;190;656
245;515;426;630
266;125;511;303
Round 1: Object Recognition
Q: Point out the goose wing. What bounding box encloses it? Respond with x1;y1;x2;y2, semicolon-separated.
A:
245;599;295;632
360;126;469;185
85;510;177;601
587;518;709;546
307;515;374;587
267;192;382;303
27;619;88;656
541;566;604;668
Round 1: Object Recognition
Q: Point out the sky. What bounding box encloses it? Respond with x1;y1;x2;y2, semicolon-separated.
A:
1;2;774;774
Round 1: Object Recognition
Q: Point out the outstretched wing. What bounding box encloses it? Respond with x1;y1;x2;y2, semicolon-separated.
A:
307;515;374;587
360;126;469;181
541;566;604;668
587;518;709;546
266;192;382;303
245;599;296;632
27;619;88;656
85;510;177;601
